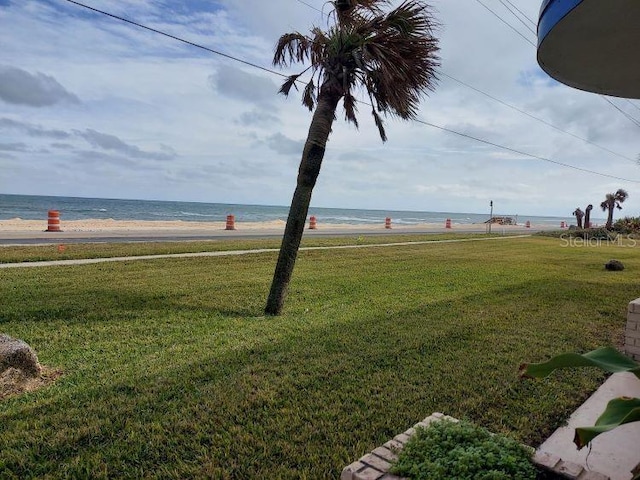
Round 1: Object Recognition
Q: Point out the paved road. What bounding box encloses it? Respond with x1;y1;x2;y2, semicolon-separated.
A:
0;226;539;246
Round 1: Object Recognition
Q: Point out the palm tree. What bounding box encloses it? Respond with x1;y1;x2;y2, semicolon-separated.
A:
572;207;584;228
265;0;440;315
584;204;593;229
600;189;628;229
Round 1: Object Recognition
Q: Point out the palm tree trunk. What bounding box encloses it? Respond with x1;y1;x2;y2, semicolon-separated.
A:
585;205;593;229
265;88;341;315
606;201;615;229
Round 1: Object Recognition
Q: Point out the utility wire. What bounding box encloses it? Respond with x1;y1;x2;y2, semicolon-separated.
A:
495;0;537;36
471;0;536;47
472;0;640;131
414;117;640;183
441;72;637;164
295;0;636;163
62;0;288;79
601;96;640;128
625;99;640;113
62;0;640;183
294;0;322;13
500;0;537;27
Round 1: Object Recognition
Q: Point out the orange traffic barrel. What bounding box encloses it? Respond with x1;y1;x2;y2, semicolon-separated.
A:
225;215;236;230
46;210;61;232
57;244;66;253
445;218;452;229
525;220;531;228
309;216;317;230
385;217;392;229
560;221;566;229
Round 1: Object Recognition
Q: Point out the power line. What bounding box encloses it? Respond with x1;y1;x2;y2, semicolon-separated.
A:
441;72;637;164
470;0;536;47
413;117;640;183
625;99;640;114
293;0;637;164
472;0;640;131
294;0;322;13
62;0;288;80
61;0;640;184
499;0;537;27
601;96;640;128
495;0;537;36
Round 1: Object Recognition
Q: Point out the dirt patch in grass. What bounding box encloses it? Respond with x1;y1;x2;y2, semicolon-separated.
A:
0;366;62;400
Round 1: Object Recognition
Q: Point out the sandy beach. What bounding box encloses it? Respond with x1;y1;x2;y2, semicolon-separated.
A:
0;217;544;243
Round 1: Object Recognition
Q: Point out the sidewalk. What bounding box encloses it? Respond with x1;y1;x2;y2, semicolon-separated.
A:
537;372;640;480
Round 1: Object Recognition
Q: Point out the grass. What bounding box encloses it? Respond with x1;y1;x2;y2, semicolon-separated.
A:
0;235;636;478
0;232;506;263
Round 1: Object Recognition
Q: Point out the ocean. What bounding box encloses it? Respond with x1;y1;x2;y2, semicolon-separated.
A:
0;193;576;226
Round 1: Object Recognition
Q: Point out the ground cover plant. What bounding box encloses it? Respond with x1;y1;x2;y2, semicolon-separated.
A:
390;419;537;479
0;235;636;478
614;216;640;234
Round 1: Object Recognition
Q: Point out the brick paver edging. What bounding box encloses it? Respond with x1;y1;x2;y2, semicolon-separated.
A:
341;412;610;480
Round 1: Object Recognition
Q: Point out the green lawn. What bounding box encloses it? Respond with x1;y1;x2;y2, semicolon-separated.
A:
0;235;636;478
0;232;495;263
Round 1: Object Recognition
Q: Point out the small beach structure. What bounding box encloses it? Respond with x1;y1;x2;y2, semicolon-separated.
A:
485;216;515;225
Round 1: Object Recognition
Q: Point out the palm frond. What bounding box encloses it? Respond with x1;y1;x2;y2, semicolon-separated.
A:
302;79;316;110
278;74;301;96
371;108;387;141
352;0;440;120
273;32;312;67
309;28;330;68
273;0;439;142
616;189;629;201
343;92;359;127
333;0;389;24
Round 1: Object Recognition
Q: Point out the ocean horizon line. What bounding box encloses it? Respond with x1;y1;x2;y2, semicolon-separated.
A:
0;192;585;222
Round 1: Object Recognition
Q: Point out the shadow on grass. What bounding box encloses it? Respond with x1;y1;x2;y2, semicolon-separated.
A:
0;274;626;479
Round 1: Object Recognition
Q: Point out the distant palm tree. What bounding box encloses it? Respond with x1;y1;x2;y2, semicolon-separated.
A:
265;0;440;315
584;204;593;229
600;189;628;229
572;207;584;228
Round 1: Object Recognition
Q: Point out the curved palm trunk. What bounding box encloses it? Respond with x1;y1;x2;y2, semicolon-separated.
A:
265;88;341;315
584;206;592;229
606;201;615;229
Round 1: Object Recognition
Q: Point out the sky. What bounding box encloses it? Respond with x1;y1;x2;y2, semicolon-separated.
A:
0;0;639;217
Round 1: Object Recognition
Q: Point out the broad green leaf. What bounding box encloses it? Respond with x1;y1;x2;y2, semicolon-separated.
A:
574;397;640;449
519;347;640;379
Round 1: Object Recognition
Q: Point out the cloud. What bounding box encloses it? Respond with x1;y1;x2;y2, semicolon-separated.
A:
237;109;281;127
74;129;176;161
71;150;163;170
265;133;304;155
209;64;278;104
0;118;71;139
0;142;28;152
0;65;80;107
51;142;75;149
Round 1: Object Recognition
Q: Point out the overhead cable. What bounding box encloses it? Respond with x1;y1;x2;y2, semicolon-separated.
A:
441;73;637;164
414;118;640;183
62;0;288;79
601;96;640;128
62;0;640;183
495;0;537;36
470;0;536;47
